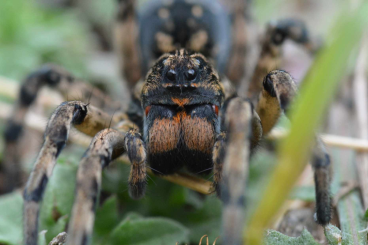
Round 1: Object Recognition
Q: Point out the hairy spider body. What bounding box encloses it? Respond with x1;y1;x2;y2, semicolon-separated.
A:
142;50;223;176
2;0;333;244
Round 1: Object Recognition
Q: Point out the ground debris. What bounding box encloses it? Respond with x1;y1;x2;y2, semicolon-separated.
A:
48;232;67;245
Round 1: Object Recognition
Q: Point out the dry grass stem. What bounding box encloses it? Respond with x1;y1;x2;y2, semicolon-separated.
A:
352;33;368;211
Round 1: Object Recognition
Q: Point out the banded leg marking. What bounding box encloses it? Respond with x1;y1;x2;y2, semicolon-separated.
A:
256;70;332;225
23;101;111;245
4;65;120;191
256;70;297;135
67;126;146;244
212;133;226;197
312;138;332;225
248;19;316;101
221;98;253;245
115;0;141;88
67;128;126;245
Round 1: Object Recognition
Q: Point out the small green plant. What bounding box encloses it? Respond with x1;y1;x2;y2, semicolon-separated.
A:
0;0;91;81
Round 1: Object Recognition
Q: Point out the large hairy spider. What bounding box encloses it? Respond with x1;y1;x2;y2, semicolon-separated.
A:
3;0;332;244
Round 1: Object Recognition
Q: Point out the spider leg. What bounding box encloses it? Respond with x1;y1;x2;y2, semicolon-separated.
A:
23;101;112;245
312;138;332;225
224;0;250;85
115;0;141;89
212;133;226;196
213;97;262;196
256;70;297;134
3;65;120;191
258;70;332;225
66;126;146;244
215;97;255;245
247;19;318;101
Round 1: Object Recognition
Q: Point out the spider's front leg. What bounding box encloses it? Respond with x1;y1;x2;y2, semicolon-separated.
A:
23;100;146;245
23;101;112;245
4;65;120;192
67;126;146;244
213;97;262;245
257;70;332;225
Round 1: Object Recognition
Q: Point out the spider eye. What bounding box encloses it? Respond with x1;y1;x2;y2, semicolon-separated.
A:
185;69;196;80
166;69;176;81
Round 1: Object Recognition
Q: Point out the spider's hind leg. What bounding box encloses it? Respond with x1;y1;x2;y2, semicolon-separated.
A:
115;0;141;89
247;19;319;101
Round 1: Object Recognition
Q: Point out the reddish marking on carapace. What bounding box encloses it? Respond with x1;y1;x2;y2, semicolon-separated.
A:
145;106;151;116
171;98;190;107
162;83;173;88
212;105;219;116
172;110;190;124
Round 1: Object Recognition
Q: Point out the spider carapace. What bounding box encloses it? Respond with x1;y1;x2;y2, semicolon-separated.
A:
2;0;333;244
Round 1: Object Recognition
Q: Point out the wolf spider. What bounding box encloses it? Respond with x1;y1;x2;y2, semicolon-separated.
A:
3;0;332;244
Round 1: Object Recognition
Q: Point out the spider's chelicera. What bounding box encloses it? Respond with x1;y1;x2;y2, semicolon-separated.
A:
2;0;332;244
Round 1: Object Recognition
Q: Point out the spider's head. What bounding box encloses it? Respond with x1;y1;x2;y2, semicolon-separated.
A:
141;49;225;110
141;49;225;175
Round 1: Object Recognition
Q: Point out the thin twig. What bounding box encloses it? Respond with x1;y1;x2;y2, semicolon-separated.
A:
352;33;368;210
268;128;368;152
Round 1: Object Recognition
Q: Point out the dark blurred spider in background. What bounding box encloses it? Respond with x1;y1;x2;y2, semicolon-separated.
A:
2;0;332;244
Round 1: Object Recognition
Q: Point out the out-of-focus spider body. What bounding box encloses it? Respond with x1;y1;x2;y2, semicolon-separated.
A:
2;0;332;244
138;0;231;75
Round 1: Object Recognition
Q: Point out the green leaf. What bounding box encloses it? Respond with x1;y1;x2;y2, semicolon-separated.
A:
47;216;69;243
94;196;119;237
0;0;90;80
109;217;189;245
39;162;77;242
264;229;320;245
120;212;144;223
0;192;23;245
289;186;315;201
324;224;354;245
181;197;222;244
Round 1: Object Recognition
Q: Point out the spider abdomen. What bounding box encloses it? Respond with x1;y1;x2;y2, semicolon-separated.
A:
145;104;218;175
